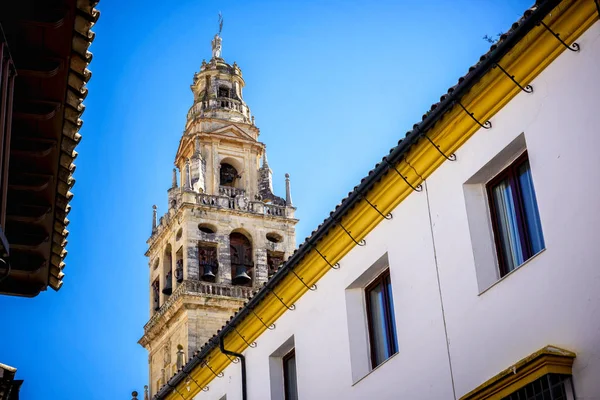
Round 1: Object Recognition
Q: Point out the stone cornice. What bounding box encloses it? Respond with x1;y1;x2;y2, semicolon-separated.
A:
147;198;298;255
139;280;254;347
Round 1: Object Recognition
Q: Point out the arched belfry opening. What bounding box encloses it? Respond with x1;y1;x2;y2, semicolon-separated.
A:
220;163;238;187
230;232;253;286
218;86;230;98
162;244;173;296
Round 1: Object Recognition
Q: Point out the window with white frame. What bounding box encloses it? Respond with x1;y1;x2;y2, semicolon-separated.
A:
282;349;298;400
464;134;546;292
365;269;398;368
269;336;298;400
486;151;544;277
345;253;398;382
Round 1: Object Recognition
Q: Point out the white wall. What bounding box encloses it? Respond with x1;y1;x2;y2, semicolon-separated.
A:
193;21;600;400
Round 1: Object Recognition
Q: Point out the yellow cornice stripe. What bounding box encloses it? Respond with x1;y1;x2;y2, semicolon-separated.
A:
164;2;596;398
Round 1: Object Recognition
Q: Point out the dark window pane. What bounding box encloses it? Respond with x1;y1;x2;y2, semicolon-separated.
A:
488;153;545;276
283;351;298;400
517;161;545;254
366;270;398;368
491;177;524;272
368;281;389;366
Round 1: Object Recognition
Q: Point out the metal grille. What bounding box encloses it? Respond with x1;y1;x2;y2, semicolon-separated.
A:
502;374;573;400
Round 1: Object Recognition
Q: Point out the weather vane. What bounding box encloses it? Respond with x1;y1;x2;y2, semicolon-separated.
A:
218;12;223;36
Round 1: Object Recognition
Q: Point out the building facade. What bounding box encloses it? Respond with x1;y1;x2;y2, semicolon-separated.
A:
153;1;600;400
139;34;297;397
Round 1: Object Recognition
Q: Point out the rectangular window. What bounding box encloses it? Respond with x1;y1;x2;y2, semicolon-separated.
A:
502;374;573;400
283;349;298;400
487;152;544;277
365;269;398;368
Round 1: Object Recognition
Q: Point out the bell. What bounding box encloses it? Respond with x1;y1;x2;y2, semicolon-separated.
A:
201;263;216;281
232;264;251;285
162;273;172;295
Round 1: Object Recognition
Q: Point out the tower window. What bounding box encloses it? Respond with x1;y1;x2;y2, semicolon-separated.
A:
199;245;218;282
152;279;160;311
218;86;230;98
267;251;285;278
266;232;283;243
198;223;217;234
230;232;253;286
220;163;238;187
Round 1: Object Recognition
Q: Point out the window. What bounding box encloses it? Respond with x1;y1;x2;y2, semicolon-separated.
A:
461;346;576;400
218;86;230;98
230;232;253;286
220;163;238;187
283;349;298;400
487;152;544;276
365;269;398;368
502;374;573;400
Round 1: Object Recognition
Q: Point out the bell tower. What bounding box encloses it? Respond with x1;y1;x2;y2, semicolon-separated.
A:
138;29;297;397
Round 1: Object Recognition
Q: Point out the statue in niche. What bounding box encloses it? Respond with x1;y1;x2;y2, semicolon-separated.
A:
164;340;171;366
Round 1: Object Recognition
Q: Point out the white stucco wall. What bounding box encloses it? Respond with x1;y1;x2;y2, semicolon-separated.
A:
192;21;600;400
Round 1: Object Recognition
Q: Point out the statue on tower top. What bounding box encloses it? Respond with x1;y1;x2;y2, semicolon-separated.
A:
212;13;223;59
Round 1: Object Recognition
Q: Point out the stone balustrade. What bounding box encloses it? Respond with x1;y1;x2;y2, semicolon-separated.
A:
187;97;247;120
219;186;246;198
144;279;253;333
150;191;293;241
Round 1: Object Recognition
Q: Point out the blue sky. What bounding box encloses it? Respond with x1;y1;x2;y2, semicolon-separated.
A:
0;1;531;398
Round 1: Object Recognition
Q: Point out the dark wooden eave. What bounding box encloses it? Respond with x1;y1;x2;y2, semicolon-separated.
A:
0;0;99;296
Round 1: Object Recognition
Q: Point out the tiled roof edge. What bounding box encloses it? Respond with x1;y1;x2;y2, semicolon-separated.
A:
49;0;100;291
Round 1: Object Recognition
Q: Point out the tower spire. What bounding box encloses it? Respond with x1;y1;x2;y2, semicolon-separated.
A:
151;205;157;233
285;173;293;206
211;13;223;60
172;168;178;188
183;159;191;189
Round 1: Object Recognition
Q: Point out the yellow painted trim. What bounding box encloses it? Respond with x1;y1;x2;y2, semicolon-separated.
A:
459;346;576;400
164;2;597;398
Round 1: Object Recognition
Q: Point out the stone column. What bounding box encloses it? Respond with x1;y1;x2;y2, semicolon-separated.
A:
254;248;268;286
285;173;293;206
186;219;199;280
158;252;165;306
171;168;178;188
217;234;232;285
171;243;179;288
151;205;157;234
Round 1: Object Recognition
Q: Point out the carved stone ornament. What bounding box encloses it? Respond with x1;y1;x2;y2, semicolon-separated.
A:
236;196;248;211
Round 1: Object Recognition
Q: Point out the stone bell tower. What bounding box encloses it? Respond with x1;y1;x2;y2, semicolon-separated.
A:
138;31;297;397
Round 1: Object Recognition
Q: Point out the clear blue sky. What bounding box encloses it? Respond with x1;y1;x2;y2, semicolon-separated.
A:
0;1;531;398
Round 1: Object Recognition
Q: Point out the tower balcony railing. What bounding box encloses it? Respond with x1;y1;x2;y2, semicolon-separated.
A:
195;192;290;218
144;279;253;333
187;97;248;120
264;203;285;217
219;186;246;198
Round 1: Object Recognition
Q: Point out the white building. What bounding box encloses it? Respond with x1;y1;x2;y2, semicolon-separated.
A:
153;2;600;400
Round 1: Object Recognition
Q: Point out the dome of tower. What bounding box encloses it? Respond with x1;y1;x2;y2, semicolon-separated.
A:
186;34;252;126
